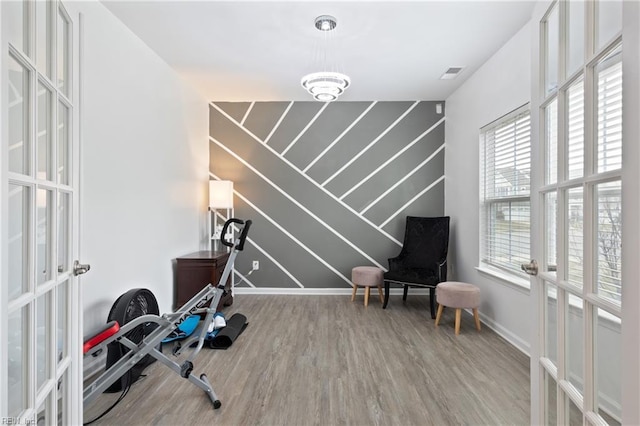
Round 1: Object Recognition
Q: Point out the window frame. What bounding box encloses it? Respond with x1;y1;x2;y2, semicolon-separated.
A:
479;104;532;281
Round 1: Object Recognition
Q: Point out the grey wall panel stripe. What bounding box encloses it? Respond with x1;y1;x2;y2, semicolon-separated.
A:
243;101;291;141
305;102;415;183
282;102;372;170
210;141;396;268
210;101;445;289
266;102;324;152
324;104;444;196
215;102;252;123
341;130;445;211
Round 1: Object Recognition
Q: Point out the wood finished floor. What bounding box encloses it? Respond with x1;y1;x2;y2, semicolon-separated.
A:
84;294;530;425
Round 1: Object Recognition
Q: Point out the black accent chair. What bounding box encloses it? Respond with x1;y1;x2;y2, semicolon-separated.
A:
382;216;450;319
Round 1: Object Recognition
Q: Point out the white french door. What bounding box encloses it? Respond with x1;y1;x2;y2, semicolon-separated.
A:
531;0;624;424
2;0;83;424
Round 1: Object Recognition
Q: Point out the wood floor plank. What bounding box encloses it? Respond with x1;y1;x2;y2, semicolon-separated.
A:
84;295;530;425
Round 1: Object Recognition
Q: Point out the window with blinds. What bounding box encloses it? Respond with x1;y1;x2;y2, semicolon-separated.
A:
480;107;531;275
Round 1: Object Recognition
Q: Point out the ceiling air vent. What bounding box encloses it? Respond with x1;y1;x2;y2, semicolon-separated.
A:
440;67;464;80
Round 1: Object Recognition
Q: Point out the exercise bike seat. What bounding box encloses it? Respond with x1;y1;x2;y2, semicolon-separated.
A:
83;320;120;355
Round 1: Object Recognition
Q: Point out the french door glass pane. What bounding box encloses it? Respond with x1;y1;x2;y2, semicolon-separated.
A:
545;4;559;94
567;187;583;287
57;102;70;185
36;293;49;390
57;371;69;426
58;192;70;274
6;0;28;55
57;8;69;95
37;82;53;181
545;282;558;363
566;294;584;393
596;181;621;304
596;46;622;174
57;281;68;362
8;307;28;417
36;0;52;78
8;55;30;175
594;307;622;424
9;184;30;301
596;0;622;50
545;191;557;275
37;188;52;285
567;78;584;180
567;1;585;77
544;370;558;426
567;395;583;425
545;99;558;185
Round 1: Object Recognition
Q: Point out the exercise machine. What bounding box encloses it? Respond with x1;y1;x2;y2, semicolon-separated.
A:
83;218;251;411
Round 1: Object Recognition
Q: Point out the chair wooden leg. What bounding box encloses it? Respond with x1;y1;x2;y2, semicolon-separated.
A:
377;285;384;303
455;308;461;335
351;284;358;302
435;304;444;326
473;308;481;331
364;287;370;307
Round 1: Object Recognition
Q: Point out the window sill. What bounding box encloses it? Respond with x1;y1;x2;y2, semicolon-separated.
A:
476;265;531;293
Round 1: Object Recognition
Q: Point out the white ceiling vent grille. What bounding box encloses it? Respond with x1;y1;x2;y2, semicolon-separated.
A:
440;67;464;80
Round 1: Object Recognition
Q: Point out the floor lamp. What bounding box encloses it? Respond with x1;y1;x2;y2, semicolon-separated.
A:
209;180;234;251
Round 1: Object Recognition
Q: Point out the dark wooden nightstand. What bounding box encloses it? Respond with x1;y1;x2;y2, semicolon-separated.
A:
175;251;233;311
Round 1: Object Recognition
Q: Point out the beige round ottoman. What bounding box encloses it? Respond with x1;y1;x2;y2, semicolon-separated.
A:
351;266;384;307
435;281;481;335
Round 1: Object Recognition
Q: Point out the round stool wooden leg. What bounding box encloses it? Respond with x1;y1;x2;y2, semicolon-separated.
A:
435;304;444;326
377;285;384;303
454;308;462;335
351;284;358;302
364;286;370;307
473;308;481;331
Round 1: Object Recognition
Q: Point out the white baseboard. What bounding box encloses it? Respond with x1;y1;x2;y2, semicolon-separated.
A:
472;309;530;356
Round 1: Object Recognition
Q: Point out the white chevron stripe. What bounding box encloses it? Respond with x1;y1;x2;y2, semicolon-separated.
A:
244;236;305;288
280;102;329;156
209;102;402;246
210;136;388;271
232;189;354;286
361;143;446;214
240;101;254;126
341;117;446;200
379;175;445;228
264;101;294;145
233;270;256;288
302;101;378;173
321;101;420;187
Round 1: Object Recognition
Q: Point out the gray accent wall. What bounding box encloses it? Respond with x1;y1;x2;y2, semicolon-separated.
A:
210;101;445;289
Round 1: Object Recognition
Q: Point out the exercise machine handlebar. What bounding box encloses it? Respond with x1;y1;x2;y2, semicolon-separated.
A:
220;218;252;251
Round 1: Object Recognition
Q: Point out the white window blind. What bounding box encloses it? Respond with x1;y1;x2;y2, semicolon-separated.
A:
481;107;531;275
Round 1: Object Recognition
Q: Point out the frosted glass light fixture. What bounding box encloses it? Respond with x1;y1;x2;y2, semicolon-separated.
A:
301;15;350;102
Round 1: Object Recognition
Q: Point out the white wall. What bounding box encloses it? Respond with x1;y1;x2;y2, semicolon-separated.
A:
444;22;532;352
74;1;209;333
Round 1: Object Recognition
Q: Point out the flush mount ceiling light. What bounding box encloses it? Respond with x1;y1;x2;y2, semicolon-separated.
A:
301;15;350;102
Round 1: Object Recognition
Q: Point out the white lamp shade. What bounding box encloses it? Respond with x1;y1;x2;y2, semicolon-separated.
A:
209;180;234;209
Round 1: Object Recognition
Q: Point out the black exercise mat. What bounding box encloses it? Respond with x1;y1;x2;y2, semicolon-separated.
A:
207;313;248;349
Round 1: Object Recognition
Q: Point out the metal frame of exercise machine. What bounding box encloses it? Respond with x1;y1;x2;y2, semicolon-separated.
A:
83;218;252;410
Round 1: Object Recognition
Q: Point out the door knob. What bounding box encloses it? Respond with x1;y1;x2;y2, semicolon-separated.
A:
73;260;91;276
521;259;538;276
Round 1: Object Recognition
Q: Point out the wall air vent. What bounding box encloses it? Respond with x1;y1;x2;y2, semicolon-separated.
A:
440;67;464;80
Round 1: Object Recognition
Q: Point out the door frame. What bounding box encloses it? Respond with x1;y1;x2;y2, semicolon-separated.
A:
530;0;640;424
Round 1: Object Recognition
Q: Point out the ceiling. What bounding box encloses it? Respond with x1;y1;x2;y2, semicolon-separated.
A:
101;1;535;102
